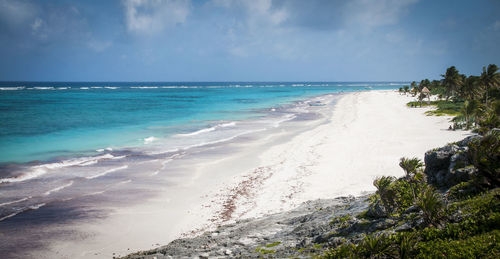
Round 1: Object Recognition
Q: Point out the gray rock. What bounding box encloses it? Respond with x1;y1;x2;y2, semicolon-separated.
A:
122;196;370;259
366;201;387;218
424;135;480;188
394;222;412;232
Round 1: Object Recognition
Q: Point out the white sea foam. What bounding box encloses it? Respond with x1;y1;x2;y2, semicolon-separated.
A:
85;191;105;196
0;87;24;90
161;86;198;88
150;153;183;176
96;147;113;152
0;212;21;221
80;87;89;89
273;114;296;127
117;179;132;185
91;86;103;89
44;181;74;196
345;84;366;87
41;153;115;169
131;86;158;89
0;196;31;207
0;167;47;184
145;148;180;155
177;121;236;137
34;87;55;90
56;87;70;90
219;121;236;127
0;154;116;183
111;155;127;160
85;165;128;180
0;203;46;222
183;129;265;150
144;136;158;144
177;127;216;137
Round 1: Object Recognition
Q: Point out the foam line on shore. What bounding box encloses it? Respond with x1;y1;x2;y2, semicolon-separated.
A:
85;165;129;180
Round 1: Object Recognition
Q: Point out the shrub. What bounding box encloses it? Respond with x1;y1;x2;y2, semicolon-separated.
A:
355;234;396;258
416;230;500;258
416;186;445;227
468;130;500;189
373;176;396;213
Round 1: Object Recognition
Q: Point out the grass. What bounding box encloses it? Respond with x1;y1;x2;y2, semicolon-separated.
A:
255;247;276;255
329;214;352;226
264;241;281;248
406;100;463;116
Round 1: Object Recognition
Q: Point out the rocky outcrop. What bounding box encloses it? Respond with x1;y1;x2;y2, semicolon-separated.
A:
124;196;374;259
424;135;479;188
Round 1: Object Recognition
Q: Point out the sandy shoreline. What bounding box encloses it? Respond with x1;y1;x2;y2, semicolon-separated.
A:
33;90;469;258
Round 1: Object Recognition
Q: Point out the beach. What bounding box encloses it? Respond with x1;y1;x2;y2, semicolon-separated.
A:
2;90;469;258
37;90;468;258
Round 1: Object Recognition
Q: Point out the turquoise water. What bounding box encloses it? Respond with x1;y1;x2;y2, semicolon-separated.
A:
0;82;403;163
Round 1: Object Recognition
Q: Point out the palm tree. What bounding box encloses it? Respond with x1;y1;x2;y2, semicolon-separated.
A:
459;76;481;100
461;100;479;129
403;85;409;95
356;234;396;258
410;81;417;91
399;157;423;178
418;79;430;92
416;186;444;227
441;66;463;100
373;176;396;212
399;157;424;200
479;64;500;105
468;130;500;188
418;92;425;107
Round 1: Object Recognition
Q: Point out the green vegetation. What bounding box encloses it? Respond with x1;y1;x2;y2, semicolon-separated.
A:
264;241;281;248
255;247;276;255
330;214;352;229
406;64;499;132
407;100;464;116
319;130;500;258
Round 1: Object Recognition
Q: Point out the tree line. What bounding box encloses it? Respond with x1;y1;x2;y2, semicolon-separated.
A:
399;64;499;133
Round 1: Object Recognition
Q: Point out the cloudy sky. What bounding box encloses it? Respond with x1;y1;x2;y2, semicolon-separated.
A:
0;0;499;81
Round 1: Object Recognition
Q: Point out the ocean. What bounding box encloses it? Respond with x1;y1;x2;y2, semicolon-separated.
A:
0;82;403;256
0;82;403;164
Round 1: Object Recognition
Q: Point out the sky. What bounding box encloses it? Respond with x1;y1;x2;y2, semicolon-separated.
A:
0;0;499;82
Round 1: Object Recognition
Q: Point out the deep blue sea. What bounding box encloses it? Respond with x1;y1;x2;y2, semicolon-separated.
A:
0;82;403;164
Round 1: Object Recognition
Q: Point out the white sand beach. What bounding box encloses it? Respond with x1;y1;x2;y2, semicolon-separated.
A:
38;90;470;258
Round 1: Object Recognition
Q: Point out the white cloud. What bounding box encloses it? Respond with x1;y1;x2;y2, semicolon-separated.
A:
212;0;288;28
210;0;420;59
343;0;419;29
123;0;191;34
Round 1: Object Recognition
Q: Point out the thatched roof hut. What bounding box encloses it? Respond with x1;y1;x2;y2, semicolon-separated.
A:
421;87;430;94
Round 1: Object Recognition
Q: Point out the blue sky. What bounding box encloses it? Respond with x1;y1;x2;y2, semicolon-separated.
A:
0;0;499;82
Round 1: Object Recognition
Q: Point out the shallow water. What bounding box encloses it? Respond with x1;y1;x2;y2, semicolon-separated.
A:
0;82;402;163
